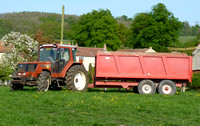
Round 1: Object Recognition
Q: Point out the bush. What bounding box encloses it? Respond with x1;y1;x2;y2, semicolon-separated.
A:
191;72;200;89
183;38;199;48
88;63;95;84
0;65;13;83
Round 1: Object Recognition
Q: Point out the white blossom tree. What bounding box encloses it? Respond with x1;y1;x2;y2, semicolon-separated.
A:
1;31;38;69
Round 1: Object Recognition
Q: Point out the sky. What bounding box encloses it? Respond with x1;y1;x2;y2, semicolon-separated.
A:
0;0;199;26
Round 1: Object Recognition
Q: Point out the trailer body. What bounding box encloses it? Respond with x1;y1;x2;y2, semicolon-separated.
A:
90;51;192;94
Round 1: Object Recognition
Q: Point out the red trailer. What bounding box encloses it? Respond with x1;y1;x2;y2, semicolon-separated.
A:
89;51;193;95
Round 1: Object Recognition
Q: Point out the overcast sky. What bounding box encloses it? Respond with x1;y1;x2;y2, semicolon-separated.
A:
0;0;199;26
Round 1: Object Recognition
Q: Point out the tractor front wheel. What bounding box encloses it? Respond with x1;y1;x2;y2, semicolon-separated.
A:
37;71;51;92
10;71;23;91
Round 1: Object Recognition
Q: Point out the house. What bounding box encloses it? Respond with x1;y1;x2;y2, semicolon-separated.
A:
76;44;106;71
192;44;200;71
117;47;156;53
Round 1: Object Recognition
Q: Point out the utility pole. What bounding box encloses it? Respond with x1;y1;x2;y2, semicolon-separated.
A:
61;5;64;44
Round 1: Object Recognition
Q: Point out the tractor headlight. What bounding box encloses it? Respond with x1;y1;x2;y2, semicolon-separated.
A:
18;73;21;76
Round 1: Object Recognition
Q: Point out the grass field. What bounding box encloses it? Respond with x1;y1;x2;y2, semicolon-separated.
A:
178;36;196;44
0;86;200;126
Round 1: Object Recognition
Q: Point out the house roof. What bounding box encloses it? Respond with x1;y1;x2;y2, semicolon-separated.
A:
117;47;156;53
117;49;149;52
76;47;105;57
192;44;200;56
0;41;6;53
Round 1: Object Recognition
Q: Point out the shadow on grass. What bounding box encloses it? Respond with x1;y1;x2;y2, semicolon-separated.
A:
13;86;62;92
22;87;37;92
87;87;138;93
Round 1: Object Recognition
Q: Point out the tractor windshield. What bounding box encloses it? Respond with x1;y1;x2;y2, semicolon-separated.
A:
39;48;57;62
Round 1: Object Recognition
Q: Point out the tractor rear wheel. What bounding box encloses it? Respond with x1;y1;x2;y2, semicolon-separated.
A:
65;65;89;91
10;71;23;91
37;71;51;92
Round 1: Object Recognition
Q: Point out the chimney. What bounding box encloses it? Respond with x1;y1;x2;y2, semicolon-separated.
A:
75;42;78;47
104;43;107;51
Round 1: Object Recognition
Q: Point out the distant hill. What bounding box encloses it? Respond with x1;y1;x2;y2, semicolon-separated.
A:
0;12;80;37
0;12;132;39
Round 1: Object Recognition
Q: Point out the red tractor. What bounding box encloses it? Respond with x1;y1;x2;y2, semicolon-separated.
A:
10;44;89;92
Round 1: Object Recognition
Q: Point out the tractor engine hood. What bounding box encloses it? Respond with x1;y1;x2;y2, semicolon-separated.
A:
17;62;51;72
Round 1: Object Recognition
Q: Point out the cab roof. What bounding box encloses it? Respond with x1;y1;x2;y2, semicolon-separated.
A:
39;44;77;49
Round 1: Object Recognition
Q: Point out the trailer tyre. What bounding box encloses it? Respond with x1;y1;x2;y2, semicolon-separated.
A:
65;65;89;91
138;80;156;94
37;71;51;92
10;71;23;91
158;80;176;95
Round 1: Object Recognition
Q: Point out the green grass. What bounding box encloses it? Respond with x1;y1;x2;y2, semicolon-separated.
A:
0;86;200;126
178;36;196;44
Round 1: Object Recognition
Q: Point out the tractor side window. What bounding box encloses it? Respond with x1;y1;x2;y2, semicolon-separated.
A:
59;49;70;62
58;48;70;73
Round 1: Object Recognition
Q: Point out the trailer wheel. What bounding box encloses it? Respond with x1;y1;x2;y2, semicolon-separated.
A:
65;65;89;91
158;80;176;95
37;71;51;92
138;80;156;94
10;71;23;91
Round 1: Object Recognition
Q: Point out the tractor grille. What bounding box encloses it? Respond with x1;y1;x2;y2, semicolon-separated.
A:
17;64;37;72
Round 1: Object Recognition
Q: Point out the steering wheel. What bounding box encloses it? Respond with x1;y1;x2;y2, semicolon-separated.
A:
46;57;54;62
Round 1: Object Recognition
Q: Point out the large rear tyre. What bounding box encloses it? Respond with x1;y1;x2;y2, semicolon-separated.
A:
158;80;176;95
10;71;23;91
138;80;156;94
65;65;89;91
37;71;51;92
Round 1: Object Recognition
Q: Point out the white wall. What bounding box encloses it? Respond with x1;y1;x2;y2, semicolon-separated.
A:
76;56;95;71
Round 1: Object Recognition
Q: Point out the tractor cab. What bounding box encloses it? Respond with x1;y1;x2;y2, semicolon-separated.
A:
38;44;77;74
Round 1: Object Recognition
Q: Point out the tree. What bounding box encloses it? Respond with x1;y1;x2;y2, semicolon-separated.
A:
116;15;133;21
0;19;12;38
191;24;200;36
73;9;122;51
116;23;130;47
38;21;61;40
1;32;38;69
35;30;53;45
180;21;191;36
129;3;182;52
